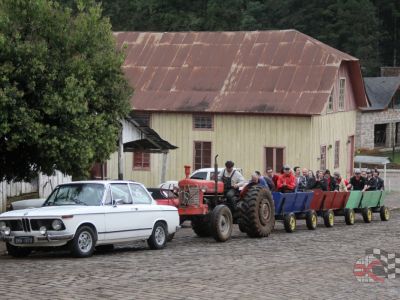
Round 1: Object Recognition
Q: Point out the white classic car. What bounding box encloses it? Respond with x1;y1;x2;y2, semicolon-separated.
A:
0;181;180;258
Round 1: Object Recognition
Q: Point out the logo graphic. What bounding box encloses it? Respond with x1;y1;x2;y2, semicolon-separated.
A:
353;248;400;283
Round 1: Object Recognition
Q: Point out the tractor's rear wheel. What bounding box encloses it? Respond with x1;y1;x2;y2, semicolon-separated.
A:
210;205;233;242
191;215;211;237
240;186;275;238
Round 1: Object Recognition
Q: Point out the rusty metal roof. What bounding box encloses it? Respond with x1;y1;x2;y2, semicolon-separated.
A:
115;30;366;115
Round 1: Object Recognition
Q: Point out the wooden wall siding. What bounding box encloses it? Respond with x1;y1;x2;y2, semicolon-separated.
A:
108;113;313;187
323;62;358;114
310;110;357;178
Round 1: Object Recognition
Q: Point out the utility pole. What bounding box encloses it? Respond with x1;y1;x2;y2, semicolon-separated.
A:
118;124;124;180
394;13;397;67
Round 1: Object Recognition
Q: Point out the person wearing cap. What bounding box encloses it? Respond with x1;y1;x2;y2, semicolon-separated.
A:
333;171;348;192
347;169;366;191
374;169;385;190
277;165;296;193
363;169;377;191
219;161;246;208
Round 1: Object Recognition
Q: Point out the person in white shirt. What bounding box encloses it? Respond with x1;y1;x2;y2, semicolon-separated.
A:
219;161;246;209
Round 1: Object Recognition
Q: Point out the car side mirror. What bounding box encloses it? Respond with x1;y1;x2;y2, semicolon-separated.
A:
113;198;124;207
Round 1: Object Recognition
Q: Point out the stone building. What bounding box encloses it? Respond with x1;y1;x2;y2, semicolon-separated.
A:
356;76;400;149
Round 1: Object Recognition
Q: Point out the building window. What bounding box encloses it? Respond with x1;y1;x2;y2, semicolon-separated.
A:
339;78;345;110
265;147;285;173
194;141;212;170
133;113;151;170
327;90;334;113
320;145;327;170
193;115;213;130
133;151;150;169
334;141;340;169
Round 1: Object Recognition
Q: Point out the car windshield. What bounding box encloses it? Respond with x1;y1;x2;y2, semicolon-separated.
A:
44;183;105;206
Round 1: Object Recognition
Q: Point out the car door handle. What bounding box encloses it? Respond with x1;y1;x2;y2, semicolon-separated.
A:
131;207;138;211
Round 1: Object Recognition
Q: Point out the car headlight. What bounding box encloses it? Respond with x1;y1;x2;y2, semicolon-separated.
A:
3;227;11;236
0;221;6;231
39;226;47;235
52;219;63;231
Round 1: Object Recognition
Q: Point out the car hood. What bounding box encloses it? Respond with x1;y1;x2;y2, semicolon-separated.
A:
0;205;100;218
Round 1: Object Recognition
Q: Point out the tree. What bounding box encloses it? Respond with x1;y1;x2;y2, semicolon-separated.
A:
0;0;131;181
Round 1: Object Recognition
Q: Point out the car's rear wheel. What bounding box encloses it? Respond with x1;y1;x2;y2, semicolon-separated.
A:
6;243;32;258
148;221;167;250
69;225;96;258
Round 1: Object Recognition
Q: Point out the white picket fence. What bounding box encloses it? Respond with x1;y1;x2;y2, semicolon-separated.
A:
0;171;71;212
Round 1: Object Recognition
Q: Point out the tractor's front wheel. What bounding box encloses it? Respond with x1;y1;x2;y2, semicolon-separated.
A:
210;205;233;242
191;215;211;237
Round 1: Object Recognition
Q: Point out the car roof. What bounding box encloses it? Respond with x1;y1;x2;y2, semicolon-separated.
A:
57;180;143;186
192;167;241;172
192;168;223;172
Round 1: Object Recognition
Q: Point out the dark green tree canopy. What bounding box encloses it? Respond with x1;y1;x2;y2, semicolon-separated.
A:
0;0;131;181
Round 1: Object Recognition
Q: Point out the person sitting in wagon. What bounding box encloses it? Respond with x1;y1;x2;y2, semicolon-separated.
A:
374;169;385;190
363;169;377;191
333;171;348;192
347;169;366;190
324;170;337;191
313;170;327;191
277;165;296;193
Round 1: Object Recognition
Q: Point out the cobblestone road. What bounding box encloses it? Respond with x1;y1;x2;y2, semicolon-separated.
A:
0;210;399;300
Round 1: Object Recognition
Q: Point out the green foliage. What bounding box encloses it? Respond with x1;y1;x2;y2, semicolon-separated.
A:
98;0;398;76
0;0;131;181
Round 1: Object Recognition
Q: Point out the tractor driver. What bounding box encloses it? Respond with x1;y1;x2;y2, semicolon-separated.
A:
219;161;246;207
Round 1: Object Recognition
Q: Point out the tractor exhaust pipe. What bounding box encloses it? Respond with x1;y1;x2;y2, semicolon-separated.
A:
214;154;219;202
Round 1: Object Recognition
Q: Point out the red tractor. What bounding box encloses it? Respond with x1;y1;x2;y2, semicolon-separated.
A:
177;156;275;242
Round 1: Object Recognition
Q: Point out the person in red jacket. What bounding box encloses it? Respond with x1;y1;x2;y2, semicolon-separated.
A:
277;165;296;193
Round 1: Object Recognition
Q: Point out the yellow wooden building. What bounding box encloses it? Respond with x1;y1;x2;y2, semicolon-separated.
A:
106;30;369;186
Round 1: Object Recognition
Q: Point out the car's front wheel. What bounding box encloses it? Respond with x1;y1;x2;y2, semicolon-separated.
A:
6;243;32;258
148;221;167;250
69;225;97;258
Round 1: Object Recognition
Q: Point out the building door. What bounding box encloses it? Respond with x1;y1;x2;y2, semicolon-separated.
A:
374;124;387;147
320;146;327;171
347;135;354;178
265;147;285;173
90;162;107;180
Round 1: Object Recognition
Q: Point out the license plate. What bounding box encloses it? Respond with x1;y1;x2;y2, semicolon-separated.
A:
14;236;34;244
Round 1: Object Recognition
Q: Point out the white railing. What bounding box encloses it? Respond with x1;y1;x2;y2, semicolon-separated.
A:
0;171;71;212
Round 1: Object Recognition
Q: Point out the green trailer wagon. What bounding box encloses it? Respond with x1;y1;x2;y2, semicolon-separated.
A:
345;190;389;224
